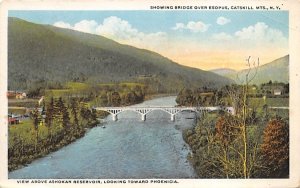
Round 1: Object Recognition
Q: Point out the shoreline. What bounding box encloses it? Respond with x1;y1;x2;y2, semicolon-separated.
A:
8;121;99;172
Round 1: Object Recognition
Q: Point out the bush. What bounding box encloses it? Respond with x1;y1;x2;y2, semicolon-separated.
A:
261;118;289;178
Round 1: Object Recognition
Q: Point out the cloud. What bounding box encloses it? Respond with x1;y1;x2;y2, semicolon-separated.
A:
53;16;168;51
53;20;98;34
212;32;233;40
172;23;185;31
216;17;231;25
172;21;210;33
53;21;72;29
210;22;287;47
96;16;140;40
234;22;287;45
74;20;98;33
96;16;168;50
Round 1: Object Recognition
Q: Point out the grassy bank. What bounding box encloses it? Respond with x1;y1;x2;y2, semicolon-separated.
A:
8;96;101;172
8;118;99;171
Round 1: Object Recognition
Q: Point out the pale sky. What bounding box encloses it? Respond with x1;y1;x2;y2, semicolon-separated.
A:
9;11;289;70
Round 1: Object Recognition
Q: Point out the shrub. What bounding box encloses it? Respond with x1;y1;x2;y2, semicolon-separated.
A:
261;118;289;178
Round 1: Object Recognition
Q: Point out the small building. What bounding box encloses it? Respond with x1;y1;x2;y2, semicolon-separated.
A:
8;116;20;125
274;89;282;96
261;83;285;96
9;118;19;124
7;91;27;99
7;91;16;99
16;92;27;99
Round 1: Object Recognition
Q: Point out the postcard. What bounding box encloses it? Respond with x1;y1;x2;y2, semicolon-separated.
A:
0;0;299;187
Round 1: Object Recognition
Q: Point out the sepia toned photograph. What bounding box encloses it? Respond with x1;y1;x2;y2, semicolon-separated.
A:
1;0;299;187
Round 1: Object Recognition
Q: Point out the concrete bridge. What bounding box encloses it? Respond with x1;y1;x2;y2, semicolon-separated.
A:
94;106;235;121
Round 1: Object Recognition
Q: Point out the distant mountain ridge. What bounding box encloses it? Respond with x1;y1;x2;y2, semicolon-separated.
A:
210;68;237;76
210;55;289;85
8;17;233;92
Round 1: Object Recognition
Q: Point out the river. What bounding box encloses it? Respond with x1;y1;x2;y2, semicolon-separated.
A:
9;96;197;179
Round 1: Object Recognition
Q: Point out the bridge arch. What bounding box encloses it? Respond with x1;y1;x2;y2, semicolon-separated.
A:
94;106;234;121
143;108;172;117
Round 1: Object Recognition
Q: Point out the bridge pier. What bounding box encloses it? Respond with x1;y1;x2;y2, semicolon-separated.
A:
170;114;175;121
112;114;118;121
141;114;146;121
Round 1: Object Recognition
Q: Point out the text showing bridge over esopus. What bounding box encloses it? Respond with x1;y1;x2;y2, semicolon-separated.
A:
93;106;235;121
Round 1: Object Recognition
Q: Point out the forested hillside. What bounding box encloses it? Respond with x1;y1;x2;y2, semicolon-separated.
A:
8;17;233;93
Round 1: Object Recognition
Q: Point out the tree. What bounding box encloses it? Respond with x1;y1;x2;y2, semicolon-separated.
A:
215;115;244;178
58;98;70;130
215;116;241;147
110;91;121;106
261;118;289;178
54;97;70;130
62;105;70;130
133;85;145;102
183;57;262;178
70;98;79;127
176;88;195;106
45;97;54;140
214;56;261;178
229;56;260;178
31;107;40;152
123;91;135;105
284;83;289;94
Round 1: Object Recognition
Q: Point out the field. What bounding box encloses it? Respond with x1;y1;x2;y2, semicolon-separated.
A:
45;82;146;98
8;119;55;149
248;97;289;119
249;97;289;107
8;99;39;108
8;107;27;115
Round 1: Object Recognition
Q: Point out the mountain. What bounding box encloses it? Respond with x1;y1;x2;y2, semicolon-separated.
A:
211;55;289;85
8;17;233;93
210;68;237;77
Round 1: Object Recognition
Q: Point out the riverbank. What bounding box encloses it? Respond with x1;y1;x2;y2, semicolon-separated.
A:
8;120;99;172
8;96;101;172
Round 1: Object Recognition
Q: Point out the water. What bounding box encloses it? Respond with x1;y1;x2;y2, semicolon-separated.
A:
9;96;197;179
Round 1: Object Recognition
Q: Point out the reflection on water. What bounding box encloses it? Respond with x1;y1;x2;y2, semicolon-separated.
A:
9;96;197;179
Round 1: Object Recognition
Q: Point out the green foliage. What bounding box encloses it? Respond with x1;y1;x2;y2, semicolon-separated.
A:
176;88;217;106
175;84;288;111
45;97;54;136
109;92;121;106
70;98;79;126
8;97;99;171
